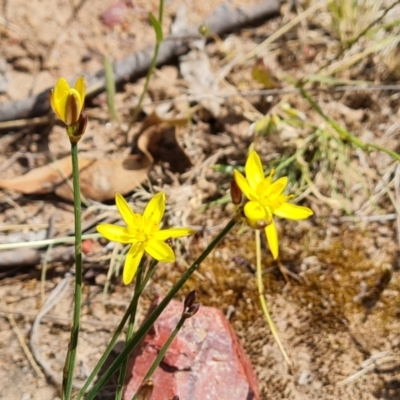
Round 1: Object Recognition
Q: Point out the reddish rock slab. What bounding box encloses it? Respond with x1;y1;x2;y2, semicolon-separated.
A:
123;298;260;400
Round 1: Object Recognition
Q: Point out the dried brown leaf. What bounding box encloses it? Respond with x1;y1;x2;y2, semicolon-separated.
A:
0;117;191;201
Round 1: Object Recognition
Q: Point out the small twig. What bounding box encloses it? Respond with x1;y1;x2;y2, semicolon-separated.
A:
41;212;58;305
0;232;100;250
335;213;397;223
30;273;73;385
0;298;45;380
5;83;400;131
336;352;400;386
0;0;280;123
0;308;121;329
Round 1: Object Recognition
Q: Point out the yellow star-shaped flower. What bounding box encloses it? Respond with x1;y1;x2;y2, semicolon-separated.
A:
50;77;86;126
97;193;194;285
234;151;313;259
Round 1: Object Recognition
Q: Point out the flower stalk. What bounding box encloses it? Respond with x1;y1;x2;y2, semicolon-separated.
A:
255;230;291;366
50;76;87;400
76;260;159;400
115;260;145;400
62;141;84;399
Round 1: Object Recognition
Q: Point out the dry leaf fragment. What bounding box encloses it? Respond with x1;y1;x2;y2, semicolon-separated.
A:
0;116;191;201
0;155;151;202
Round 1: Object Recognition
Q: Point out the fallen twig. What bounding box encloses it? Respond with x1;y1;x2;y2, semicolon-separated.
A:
0;0;280;123
29;272;90;389
0;297;45;380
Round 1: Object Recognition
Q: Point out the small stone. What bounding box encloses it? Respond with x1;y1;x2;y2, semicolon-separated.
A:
123;298;260;400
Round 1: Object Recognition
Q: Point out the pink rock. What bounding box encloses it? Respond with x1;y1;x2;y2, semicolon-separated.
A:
123;299;260;400
100;1;127;28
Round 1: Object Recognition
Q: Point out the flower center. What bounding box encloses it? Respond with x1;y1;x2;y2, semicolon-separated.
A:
256;181;287;211
128;217;160;244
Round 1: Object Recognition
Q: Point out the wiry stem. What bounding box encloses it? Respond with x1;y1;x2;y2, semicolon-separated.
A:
255;230;292;366
62;140;83;399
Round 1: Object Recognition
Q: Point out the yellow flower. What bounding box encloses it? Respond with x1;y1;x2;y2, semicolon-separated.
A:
233;151;313;259
50;77;86;125
97;193;194;285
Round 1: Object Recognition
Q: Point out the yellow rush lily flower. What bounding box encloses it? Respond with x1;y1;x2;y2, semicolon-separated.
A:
50;77;86;126
97;192;194;285
233;150;313;259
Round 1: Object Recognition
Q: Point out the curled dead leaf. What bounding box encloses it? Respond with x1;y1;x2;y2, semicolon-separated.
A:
0;155;151;202
0;114;191;202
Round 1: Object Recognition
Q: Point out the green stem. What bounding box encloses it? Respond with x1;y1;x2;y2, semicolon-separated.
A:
62;141;83;400
132;316;186;400
130;0;164;128
84;219;236;400
255;230;291;366
300;87;400;162
115;261;145;400
158;0;164;22
76;260;158;400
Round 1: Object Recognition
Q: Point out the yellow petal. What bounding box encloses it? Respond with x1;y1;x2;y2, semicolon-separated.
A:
244;201;270;222
50;90;61;120
74;76;86;106
54;78;70;101
115;193;136;226
154;227;194;241
145;238;175;262
265;221;279;259
52;78;70;122
123;244;144;284
265;176;288;199
245;151;264;191
273;202;313;220
96;224;133;243
143;192;165;225
233;170;258;201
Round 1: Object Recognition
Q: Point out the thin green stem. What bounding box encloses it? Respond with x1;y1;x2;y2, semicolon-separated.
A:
76;260;158;399
132;316;186;400
62;141;83;400
158;0;164;22
300;87;400;162
129;0;164;128
115;261;145;400
255;230;291;366
84;219;236;400
130;46;159;125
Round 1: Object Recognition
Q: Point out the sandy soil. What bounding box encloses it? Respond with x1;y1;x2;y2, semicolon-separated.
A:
1;0;400;399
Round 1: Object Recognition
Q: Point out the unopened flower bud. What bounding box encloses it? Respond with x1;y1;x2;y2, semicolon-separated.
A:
230;179;242;205
184;290;196;309
182;303;200;319
68;113;88;144
183;291;200;319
